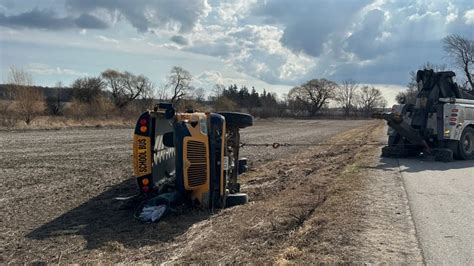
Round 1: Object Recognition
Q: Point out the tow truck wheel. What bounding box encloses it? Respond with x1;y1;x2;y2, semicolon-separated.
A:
225;193;248;207
458;127;474;160
446;140;460;159
218;112;253;128
388;134;401;146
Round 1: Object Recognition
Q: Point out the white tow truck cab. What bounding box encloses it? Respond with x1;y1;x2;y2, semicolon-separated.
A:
440;98;474;141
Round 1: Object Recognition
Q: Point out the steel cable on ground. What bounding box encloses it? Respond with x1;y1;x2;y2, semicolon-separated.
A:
239;142;419;149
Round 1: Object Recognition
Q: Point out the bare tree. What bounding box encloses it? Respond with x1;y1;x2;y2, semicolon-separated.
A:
207;84;226;102
7;67;33;87
395;86;418;105
68;77;106;118
288;79;336;116
155;83;169;101
443;34;474;89
46;81;65;115
7;67;33;102
101;69;153;111
334;79;358;115
356;86;387;117
193;87;206;102
138;80;156;111
71;76;105;104
214;96;237;111
167;66;193;103
7;67;45;125
212;84;225;98
14;88;45;124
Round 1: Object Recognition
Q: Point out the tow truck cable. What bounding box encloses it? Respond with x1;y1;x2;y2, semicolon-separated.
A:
239;142;419;149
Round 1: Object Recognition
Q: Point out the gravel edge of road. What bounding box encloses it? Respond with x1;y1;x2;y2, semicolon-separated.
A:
316;127;424;263
395;157;427;264
351;132;424;263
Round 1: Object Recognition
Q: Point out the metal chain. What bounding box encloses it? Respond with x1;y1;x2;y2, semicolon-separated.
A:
239;142;426;149
239;142;388;149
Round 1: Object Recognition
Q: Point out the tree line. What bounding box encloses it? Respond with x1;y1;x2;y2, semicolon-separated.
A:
1;33;471;126
207;80;387;118
0;64;387;126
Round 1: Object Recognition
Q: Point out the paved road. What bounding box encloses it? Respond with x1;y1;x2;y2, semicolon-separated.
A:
395;158;474;264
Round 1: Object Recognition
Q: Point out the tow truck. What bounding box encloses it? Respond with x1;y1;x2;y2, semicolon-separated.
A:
375;69;474;161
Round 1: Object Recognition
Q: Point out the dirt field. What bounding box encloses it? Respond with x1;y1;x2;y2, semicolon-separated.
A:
0;119;409;263
240;119;368;166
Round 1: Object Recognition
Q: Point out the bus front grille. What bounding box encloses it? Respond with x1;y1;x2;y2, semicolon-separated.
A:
186;140;207;187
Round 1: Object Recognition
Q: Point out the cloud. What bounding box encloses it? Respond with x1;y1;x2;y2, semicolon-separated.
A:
170;35;188;45
74;13;108;29
344;9;388;60
0;0;210;33
0;9;71;30
146;41;180;50
171;0;472;86
465;9;474;25
0;0;15;12
2;0;473;89
195;70;226;85
214;0;257;25
252;0;371;57
65;0;211;33
96;35;119;44
0;8;108;30
26;63;88;76
193;70;293;97
280;0;473;85
184;23;314;85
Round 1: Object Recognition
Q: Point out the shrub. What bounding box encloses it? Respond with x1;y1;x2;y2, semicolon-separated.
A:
214;96;237;111
11;87;46;125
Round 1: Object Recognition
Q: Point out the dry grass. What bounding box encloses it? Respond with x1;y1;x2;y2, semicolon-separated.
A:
0;115;134;130
0;98;139;130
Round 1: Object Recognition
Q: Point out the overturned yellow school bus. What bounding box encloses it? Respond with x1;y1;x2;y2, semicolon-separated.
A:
132;103;253;221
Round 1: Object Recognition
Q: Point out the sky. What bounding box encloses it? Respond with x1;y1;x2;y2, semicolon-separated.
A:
0;0;473;105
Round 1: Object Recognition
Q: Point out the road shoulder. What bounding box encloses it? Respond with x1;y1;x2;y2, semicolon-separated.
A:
350;152;424;263
287;131;424;263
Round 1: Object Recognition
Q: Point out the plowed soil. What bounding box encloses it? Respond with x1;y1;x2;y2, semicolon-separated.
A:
1;119;418;263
